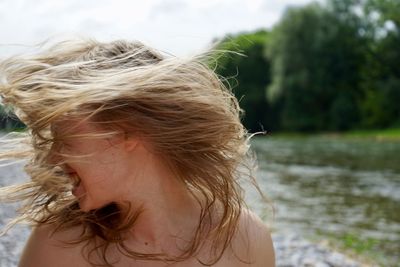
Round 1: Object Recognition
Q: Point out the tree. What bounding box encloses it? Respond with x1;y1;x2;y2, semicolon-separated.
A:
267;2;368;131
359;0;400;127
214;30;275;132
0;104;25;131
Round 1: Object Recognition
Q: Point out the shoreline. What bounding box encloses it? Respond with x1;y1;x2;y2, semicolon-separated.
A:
272;232;379;267
261;128;400;141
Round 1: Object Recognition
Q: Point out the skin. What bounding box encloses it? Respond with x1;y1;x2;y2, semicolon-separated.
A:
18;119;275;267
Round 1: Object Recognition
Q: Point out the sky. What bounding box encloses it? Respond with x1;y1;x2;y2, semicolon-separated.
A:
0;0;317;57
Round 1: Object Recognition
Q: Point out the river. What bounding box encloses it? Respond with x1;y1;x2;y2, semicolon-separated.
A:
0;135;399;266
247;136;400;266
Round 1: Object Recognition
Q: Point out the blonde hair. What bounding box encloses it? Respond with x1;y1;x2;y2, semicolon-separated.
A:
0;38;259;266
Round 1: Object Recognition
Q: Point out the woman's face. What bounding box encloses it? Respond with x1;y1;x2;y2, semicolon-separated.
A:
51;119;132;211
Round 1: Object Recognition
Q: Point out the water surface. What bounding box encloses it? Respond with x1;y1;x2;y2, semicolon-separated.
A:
248;136;400;266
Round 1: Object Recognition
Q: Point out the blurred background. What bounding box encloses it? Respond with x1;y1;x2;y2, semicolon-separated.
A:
0;0;399;266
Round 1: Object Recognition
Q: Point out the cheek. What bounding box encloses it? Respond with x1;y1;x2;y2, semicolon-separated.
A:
84;163;121;197
82;146;127;199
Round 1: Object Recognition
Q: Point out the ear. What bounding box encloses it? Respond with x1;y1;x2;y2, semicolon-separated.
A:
124;134;140;152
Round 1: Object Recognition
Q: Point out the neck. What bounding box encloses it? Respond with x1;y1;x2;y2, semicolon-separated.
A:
119;149;201;252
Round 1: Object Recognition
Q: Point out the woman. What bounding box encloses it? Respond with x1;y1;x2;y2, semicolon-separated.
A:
0;38;274;266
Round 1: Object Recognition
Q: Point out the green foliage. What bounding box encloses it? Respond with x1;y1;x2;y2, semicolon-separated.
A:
343;127;400;139
316;230;386;266
365;0;400;28
267;2;369;131
214;30;276;132
359;0;400;128
342;233;379;253
0;104;25;131
3;0;397;133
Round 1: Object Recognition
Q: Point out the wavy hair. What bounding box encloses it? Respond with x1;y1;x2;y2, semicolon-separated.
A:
0;38;260;266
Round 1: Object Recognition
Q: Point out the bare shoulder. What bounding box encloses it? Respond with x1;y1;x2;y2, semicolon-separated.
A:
19;224;89;267
231;209;275;267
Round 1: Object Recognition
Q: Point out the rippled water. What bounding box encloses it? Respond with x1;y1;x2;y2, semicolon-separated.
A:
248;136;400;266
0;135;399;266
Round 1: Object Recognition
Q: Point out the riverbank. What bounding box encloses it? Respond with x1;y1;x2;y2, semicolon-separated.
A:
326;128;400;141
266;127;400;141
272;232;378;267
250;136;399;266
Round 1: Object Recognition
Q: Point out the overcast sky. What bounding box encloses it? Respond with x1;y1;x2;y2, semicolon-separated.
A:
0;0;317;57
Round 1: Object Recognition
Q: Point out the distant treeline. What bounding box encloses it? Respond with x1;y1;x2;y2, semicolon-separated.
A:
214;0;400;132
0;105;25;131
1;0;398;133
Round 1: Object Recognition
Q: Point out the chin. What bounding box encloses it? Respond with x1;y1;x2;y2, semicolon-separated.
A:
78;197;112;213
76;195;96;212
77;198;92;212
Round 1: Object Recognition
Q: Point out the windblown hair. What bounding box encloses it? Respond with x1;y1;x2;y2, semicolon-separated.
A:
0;38;258;266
